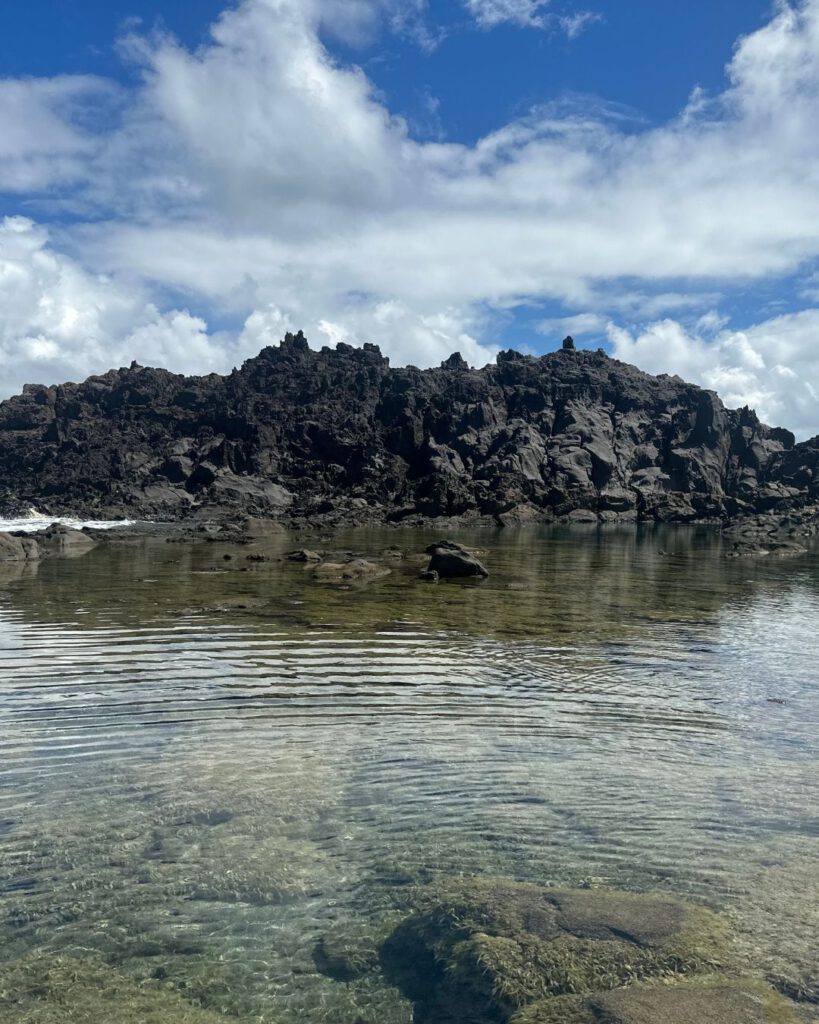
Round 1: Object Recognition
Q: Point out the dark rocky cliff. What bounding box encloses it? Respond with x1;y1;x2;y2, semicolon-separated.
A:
0;331;816;524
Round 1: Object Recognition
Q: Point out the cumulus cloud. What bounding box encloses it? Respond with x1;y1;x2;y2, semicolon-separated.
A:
608;311;819;440
0;217;232;392
0;216;498;392
1;0;819;435
313;300;498;368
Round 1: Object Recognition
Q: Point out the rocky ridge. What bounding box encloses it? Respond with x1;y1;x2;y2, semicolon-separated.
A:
0;332;816;527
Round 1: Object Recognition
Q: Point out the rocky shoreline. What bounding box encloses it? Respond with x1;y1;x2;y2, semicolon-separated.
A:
1;506;817;587
0;334;817;528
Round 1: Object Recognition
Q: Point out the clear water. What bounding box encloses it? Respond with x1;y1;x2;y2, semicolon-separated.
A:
0;526;818;1021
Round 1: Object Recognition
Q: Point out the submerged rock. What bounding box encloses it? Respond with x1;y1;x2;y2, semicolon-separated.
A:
727;539;808;559
0;953;228;1024
314;916;404;982
512;977;800;1024
286;548;323;563
313;558;392;582
241;515;288;539
722;508;818;558
376;877;731;1023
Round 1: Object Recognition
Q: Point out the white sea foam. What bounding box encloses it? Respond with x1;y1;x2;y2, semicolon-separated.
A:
0;510;136;534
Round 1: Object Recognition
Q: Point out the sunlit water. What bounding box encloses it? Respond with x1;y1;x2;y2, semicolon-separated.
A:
0;526;818;1021
0;513;137;533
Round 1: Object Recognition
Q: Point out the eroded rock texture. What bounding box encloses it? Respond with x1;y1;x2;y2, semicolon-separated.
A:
0;332;816;523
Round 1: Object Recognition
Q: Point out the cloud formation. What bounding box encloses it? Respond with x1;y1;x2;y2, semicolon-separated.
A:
609;312;819;442
0;0;818;436
463;0;599;35
0;217;231;393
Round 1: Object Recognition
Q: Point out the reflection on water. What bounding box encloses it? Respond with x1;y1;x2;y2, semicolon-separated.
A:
0;526;818;1021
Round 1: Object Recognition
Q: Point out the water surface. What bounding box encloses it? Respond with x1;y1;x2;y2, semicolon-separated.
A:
1;526;818;1021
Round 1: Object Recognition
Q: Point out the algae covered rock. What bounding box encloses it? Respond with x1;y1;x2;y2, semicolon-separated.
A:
0;953;228;1024
511;976;801;1024
313;557;392;582
378;877;729;1022
315;914;404;981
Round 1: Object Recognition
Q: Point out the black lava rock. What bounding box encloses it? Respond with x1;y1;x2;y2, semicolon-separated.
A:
0;332;815;525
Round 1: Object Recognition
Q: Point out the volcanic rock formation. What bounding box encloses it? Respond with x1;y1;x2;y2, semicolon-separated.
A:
0;331;816;525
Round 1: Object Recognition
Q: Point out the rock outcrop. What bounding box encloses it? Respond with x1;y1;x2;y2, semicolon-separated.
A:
0;532;41;562
316;876;801;1024
0;526;94;562
426;540;489;578
0;332;816;525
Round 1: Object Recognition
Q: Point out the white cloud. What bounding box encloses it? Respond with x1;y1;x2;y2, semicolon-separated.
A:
0;76;117;193
558;11;601;38
1;0;819;436
0;216;232;391
463;0;600;35
799;271;819;301
608;310;819;440
314;300;498;367
536;312;609;338
465;0;551;29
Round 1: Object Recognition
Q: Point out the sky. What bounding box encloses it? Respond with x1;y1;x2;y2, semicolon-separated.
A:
1;0;818;438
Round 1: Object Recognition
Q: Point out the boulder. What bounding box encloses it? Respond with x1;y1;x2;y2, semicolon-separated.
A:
286;548;323;563
426;541;489;579
37;524;96;556
242;516;288;539
0;532;40;562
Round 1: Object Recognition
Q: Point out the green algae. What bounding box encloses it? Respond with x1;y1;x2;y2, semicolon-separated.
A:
510;976;802;1024
314;913;405;981
369;877;732;1022
0;953;230;1024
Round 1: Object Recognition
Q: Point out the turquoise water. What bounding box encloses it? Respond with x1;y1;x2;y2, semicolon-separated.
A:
0;526;817;1021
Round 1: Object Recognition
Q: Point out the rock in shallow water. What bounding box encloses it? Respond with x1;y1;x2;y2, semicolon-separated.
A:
313;558;392;582
425;541;489;579
512;977;800;1024
316;876;804;1024
0;953;228;1024
0;532;40;562
37;524;96;556
286;548;323;563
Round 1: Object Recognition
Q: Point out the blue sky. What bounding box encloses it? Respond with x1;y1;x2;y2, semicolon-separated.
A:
1;0;819;436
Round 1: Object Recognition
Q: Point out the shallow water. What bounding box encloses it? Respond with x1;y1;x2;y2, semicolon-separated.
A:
0;526;818;1021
